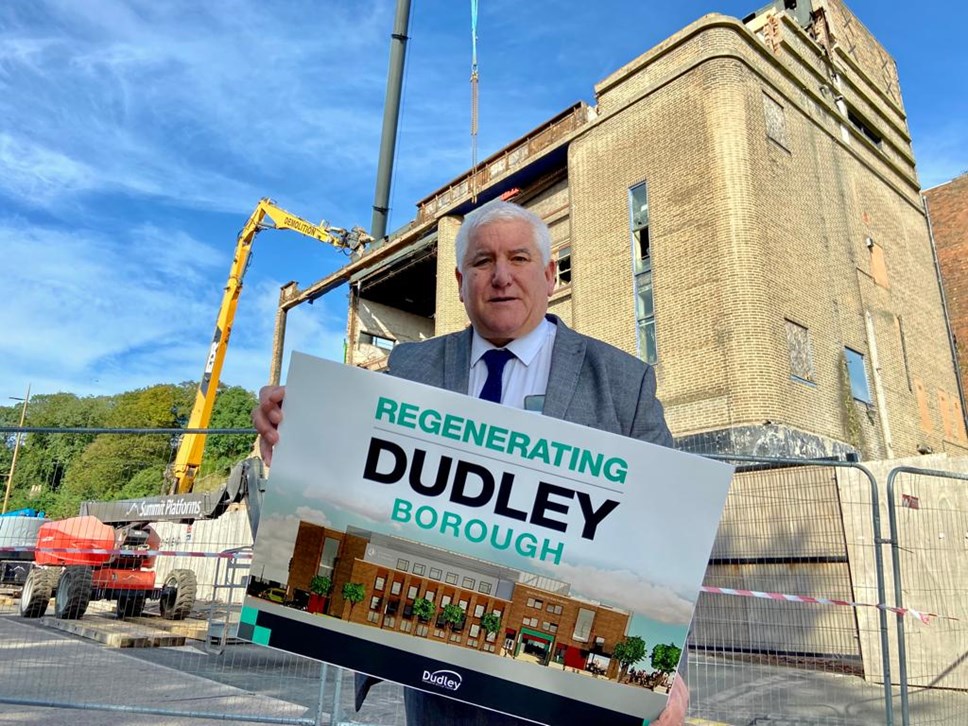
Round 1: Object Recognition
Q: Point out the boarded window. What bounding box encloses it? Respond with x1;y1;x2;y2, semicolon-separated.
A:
785;320;814;382
869;240;889;288
763;93;789;149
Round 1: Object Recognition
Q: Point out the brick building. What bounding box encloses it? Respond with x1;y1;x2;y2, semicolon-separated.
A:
283;0;967;460
924;172;968;422
283;524;632;679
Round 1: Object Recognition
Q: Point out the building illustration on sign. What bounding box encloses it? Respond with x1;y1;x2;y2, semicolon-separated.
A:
249;522;675;687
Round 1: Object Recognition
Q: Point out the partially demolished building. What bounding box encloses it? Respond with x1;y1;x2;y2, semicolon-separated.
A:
285;0;967;460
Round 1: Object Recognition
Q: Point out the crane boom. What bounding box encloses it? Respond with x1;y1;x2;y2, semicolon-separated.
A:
169;198;371;494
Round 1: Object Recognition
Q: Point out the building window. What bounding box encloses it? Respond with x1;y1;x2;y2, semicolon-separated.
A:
396;558;409;572
429;568;442;581
847;108;882;147
554;245;572;288
407;585;419;600
424;590;435;603
785;320;814;383
474;604;485;618
462;577;475;591
868;238;889;288
390;580;402;596
412;563;425;576
763;93;789;149
573;608;595;643
478;581;491;595
374;576;385;592
360;332;395;350
369;596;382;611
844;348;872;403
367;611;380;624
445;572;458;585
630;182;657;364
469;624;481;638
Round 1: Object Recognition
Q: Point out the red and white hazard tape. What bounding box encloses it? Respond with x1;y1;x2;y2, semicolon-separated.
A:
0;546;252;559
699;585;956;624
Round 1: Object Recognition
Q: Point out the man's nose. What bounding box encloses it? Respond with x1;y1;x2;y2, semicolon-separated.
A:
491;259;512;286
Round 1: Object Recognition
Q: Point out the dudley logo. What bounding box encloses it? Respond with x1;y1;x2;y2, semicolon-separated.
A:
422;669;462;692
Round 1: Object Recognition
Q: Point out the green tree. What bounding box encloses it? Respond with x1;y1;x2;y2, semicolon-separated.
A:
4;393;110;516
310;575;332;596
613;635;647;682
479;611;502;650
412;597;436;634
441;603;466;630
62;384;193;505
199;385;258;479
342;582;365;618
649;643;682;683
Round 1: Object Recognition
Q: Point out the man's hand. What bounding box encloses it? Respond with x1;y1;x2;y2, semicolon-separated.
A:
653;676;688;725
252;385;286;465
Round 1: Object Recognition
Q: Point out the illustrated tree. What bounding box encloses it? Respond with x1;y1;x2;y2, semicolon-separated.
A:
310;575;332;596
411;597;436;636
479;612;502;650
441;603;466;630
342;582;366;619
613;635;647;682
649;643;682;687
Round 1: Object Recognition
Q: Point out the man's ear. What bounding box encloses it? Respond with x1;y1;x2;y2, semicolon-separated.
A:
544;260;556;296
455;266;464;302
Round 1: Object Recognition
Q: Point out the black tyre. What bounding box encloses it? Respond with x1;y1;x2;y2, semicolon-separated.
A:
116;591;147;619
159;569;196;620
54;566;93;620
19;567;55;618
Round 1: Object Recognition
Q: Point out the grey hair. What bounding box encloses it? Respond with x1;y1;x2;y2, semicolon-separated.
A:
455;200;552;268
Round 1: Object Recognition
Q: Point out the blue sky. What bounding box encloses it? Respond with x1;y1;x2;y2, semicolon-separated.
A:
2;0;965;399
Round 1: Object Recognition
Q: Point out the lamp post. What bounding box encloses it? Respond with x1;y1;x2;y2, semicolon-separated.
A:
3;384;31;515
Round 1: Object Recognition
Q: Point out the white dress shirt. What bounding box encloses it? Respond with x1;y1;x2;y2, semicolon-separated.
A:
468;317;557;410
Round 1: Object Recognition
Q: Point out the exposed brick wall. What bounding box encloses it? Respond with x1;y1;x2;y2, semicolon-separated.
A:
925;173;968;427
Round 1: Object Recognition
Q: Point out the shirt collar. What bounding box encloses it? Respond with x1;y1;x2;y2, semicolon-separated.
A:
470;317;555;367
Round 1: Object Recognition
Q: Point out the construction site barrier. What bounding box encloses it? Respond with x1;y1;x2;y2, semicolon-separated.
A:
885;465;968;726
1;428;966;725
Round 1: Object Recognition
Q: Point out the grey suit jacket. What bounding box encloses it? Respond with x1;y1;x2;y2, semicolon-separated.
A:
386;315;673;447
354;315;673;723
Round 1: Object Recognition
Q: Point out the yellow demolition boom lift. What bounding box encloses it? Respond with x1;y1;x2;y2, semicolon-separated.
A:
169;198;372;495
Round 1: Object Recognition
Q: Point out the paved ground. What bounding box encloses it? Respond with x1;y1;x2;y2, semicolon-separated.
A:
1;611;964;725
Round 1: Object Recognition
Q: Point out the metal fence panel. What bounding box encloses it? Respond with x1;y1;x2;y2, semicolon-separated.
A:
886;465;968;726
2;427;966;726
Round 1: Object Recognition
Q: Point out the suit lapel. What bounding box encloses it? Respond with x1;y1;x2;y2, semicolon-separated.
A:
542;317;585;419
443;327;473;394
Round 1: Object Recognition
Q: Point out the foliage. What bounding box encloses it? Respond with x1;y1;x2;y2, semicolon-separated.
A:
342;582;365;615
310;575;332;595
412;597;436;622
613;635;647;680
650;643;682;676
2;381;255;518
479;611;501;648
480;611;501;635
441;603;465;628
199;386;258;478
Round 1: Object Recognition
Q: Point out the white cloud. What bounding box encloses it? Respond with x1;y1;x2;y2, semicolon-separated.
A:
251;505;331;584
541;561;695;626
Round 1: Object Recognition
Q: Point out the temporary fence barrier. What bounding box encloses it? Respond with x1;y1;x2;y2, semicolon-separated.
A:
0;427;965;725
884;465;968;726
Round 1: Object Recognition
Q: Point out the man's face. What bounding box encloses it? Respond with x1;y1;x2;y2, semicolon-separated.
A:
456;218;556;346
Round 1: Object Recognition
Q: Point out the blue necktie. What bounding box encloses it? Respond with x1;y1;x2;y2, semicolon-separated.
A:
479;349;515;403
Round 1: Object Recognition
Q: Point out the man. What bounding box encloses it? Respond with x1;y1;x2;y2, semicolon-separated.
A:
253;201;687;725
